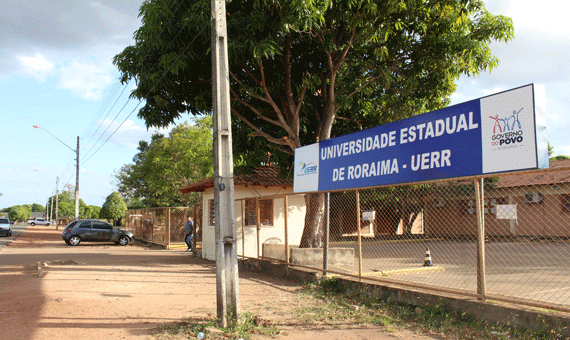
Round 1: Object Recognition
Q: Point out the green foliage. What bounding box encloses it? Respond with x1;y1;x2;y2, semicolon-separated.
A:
114;119;213;208
114;0;514;170
100;192;127;225
302;277;556;339
115;0;514;246
47;191;80;218
152;311;279;340
31;203;46;213
8;205;31;222
83;205;101;219
548;142;570;161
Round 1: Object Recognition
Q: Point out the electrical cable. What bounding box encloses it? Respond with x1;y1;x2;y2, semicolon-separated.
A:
81;0;190;159
81;22;207;165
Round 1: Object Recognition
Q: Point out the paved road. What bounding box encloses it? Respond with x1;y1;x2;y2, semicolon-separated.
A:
0;223;28;251
327;238;570;311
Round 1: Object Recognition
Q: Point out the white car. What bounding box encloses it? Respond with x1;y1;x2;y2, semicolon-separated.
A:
27;218;51;226
0;218;11;237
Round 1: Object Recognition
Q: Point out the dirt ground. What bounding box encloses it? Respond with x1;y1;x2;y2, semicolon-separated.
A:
0;225;449;340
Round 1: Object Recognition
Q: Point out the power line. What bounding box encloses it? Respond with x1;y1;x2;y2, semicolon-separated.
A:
81;22;207;165
81;1;206;165
81;0;190;160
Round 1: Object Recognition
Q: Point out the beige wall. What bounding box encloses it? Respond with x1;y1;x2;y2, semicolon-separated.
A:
424;185;570;237
200;185;306;261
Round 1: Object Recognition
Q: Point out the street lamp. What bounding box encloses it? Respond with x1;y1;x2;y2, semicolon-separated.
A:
34;169;59;228
33;125;80;221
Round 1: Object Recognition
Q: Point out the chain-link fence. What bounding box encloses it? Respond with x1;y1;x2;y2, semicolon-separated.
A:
124;207;201;248
236;166;570;314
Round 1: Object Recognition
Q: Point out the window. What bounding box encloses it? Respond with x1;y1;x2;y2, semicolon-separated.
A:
92;221;112;230
461;200;475;215
461;198;506;215
78;221;91;229
209;200;215;226
562;194;570;213
244;199;273;226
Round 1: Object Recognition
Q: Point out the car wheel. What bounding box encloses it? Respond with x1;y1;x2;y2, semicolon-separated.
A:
118;236;130;246
69;236;81;246
65;240;71;245
31;222;35;226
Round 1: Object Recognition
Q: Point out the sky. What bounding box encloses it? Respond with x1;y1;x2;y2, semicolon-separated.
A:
1;0;569;210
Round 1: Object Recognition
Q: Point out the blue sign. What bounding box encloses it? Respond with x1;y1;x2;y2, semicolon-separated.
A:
294;84;548;193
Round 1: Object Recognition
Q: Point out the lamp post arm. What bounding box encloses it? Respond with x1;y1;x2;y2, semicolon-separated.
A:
33;126;76;152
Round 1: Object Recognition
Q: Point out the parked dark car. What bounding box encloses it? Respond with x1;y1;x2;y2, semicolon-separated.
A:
61;219;134;246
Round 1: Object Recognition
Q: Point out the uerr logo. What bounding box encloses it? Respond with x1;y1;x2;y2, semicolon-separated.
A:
297;162;317;176
489;108;524;147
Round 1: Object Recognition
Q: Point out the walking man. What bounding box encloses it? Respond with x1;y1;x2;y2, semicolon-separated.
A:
184;216;194;252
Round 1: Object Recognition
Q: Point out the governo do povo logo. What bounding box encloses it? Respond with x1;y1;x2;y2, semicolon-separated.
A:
489;107;525;148
297;161;318;176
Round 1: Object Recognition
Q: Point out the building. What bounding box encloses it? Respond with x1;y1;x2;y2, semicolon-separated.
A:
179;166;306;261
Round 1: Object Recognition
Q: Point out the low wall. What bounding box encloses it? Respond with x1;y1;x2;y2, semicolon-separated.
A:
262;244;355;267
238;257;570;338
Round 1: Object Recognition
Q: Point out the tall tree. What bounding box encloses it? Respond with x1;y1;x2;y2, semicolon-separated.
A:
114;0;514;247
31;203;46;213
100;192;128;226
115;118;213;208
47;191;83;219
8;205;31;222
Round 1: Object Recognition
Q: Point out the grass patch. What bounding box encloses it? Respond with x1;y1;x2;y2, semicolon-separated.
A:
152;277;567;339
302;276;567;340
152;311;280;340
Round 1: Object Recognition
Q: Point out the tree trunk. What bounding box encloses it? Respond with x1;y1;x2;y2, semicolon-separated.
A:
299;192;326;248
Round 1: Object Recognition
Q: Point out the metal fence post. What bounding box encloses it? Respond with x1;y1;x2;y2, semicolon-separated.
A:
284;195;289;264
166;208;170;249
475;178;486;301
323;192;330;275
356;190;362;281
256;198;261;258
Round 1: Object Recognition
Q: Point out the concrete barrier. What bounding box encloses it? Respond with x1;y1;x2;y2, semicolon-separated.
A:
262;243;291;261
291;247;355;267
262;244;355;267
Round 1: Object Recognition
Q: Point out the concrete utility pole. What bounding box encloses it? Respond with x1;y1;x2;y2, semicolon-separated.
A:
33;126;80;221
211;0;240;327
50;190;54;222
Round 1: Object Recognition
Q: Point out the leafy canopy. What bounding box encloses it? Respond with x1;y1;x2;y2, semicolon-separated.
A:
114;0;513;169
46;191;89;219
8;205;31;222
100;192;128;223
114;118;213;208
115;0;513;247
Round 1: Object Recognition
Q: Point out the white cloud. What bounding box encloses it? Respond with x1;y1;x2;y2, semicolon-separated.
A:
57;61;113;100
17;53;54;82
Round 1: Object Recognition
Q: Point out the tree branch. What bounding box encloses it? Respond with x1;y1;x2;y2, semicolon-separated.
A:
231;107;295;151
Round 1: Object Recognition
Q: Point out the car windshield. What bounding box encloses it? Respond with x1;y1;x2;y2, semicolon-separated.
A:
0;218;8;224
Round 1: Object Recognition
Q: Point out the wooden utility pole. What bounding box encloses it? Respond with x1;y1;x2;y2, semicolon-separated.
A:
211;0;239;327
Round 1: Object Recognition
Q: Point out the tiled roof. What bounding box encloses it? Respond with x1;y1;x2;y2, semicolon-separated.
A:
179;166;292;194
496;159;570;188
